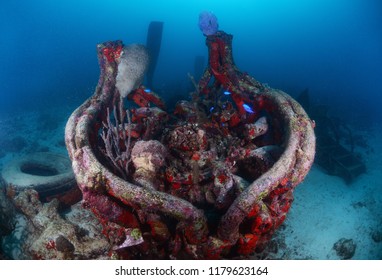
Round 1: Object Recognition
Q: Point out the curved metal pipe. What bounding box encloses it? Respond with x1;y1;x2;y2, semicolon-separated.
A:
217;90;316;242
65;41;208;245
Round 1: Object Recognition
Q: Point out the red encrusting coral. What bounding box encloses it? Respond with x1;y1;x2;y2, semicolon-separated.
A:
64;32;315;259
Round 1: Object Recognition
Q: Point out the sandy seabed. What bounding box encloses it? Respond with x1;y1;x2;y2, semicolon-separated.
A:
1;106;381;260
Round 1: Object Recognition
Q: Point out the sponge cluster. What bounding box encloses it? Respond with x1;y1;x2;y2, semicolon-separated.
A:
198;11;219;36
116;44;150;98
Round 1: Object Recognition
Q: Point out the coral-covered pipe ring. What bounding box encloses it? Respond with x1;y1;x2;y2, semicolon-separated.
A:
217;90;316;243
65;41;208;250
65;39;315;259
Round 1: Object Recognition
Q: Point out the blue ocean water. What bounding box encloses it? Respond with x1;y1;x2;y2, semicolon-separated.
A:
1;0;381;122
1;0;382;260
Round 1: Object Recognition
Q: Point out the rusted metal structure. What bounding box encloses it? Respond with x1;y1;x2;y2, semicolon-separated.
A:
65;33;315;259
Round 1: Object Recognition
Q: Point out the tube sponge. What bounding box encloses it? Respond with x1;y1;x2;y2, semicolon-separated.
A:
198;11;219;36
116;44;150;98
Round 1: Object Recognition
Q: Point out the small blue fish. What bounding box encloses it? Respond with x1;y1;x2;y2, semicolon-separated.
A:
243;104;255;114
223;91;231;95
209;106;215;112
144;88;151;93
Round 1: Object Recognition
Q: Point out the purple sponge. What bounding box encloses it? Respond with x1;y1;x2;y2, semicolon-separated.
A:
198;11;219;36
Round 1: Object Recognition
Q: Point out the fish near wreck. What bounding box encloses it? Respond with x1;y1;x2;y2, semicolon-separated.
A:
64;28;315;259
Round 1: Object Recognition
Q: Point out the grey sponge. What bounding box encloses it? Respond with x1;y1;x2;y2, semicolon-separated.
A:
116;44;150;98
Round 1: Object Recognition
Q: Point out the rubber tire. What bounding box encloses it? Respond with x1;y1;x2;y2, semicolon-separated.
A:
1;152;76;197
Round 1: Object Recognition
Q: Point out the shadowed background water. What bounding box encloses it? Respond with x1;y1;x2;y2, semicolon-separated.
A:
1;0;382;261
1;0;381;128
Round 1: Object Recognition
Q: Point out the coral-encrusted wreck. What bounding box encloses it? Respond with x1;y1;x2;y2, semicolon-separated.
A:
65;31;315;259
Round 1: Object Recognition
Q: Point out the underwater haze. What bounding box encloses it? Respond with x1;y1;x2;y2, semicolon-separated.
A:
1;0;382;125
1;0;382;261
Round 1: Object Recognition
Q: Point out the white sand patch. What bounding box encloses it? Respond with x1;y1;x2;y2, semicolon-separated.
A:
276;125;382;259
1;108;381;259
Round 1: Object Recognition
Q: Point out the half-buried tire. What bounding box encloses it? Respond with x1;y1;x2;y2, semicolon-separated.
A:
1;152;77;201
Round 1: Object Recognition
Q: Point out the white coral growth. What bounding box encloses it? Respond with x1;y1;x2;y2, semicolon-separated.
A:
116;44;150;98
